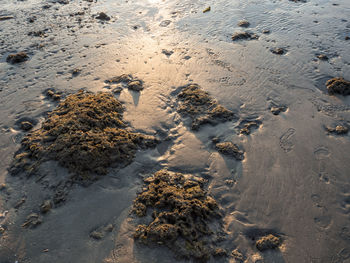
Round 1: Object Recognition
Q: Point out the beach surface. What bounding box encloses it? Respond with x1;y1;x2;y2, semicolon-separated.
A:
0;0;350;262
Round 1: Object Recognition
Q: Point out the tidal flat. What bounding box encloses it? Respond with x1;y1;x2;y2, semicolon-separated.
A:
0;0;349;262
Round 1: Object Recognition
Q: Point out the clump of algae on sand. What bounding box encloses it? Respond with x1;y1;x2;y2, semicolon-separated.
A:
10;90;157;182
255;234;281;251
177;84;235;130
133;169;226;261
326;77;350;96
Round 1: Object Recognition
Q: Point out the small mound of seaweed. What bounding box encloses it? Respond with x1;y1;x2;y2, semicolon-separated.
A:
6;52;29;64
231;32;258;41
238;119;262;135
177;84;235;130
10;90;157;182
133;170;225;261
256;234;281;251
215;142;244;160
326;77;350;96
325;125;349;135
105;74;144;91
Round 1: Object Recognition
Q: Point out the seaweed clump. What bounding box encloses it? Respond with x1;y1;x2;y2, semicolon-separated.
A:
177;84;235;130
215;142;244;160
10;91;157;182
6;52;29;64
325;125;349;135
231;32;258;41
326;77;350;96
255;234;281;251
133;170;225;261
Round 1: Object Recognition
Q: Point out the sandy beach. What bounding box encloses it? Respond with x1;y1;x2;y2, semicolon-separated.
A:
0;0;350;262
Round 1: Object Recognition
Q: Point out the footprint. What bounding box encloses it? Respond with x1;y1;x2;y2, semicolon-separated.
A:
339;226;350;241
339;194;350;215
314;214;332;230
314;147;334;184
279;128;296;152
311;194;323;207
314;147;330;160
311;196;333;230
331;248;350;262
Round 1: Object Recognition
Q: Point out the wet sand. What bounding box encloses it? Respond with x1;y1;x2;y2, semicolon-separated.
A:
0;0;350;262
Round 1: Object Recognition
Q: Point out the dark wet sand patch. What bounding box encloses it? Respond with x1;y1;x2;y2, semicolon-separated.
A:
270;48;287;55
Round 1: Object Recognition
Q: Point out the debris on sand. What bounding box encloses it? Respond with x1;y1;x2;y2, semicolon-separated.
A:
133;170;225;261
71;68;81;77
256;234;281;251
162;49;174;57
239;120;261;135
112;85;123;93
10;91;157;182
203;6;211;13
326;77;350;95
28;16;37;23
90;224;114;240
325;125;349;135
14;198;26;209
0;16;14;21
20;121;34;131
40;200;52;213
270;48;286;55
45;88;62;101
232;32;259;41
159;20;171;27
231;249;245;262
177;84;235;130
95;12;110;21
28;30;47;37
22;213;42;228
270;105;287;115
127;80;143;91
213;248;227;257
215;142;244;160
105;74;144;91
105;74;133;84
6;52;29;64
317;54;328;61
262;29;270;34
237;20;250;27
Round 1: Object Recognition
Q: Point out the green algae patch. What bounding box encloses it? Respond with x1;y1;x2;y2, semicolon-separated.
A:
10;90;157;182
256;234;281;251
133;170;225;261
177;84;235;130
